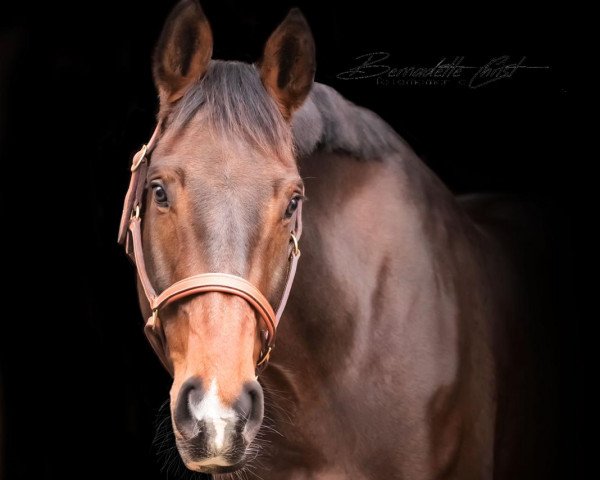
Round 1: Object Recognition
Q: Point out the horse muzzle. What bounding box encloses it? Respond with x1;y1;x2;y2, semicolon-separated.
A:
172;376;264;472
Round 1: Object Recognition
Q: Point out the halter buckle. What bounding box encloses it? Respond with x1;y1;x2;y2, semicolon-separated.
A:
131;204;141;220
256;346;272;367
131;144;147;172
290;233;300;257
147;309;158;328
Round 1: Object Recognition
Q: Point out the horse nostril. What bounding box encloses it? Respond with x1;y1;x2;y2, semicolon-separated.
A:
235;380;264;441
174;376;204;440
174;377;263;447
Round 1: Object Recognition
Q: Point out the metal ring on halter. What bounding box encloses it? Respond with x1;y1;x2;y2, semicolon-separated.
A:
256;346;272;366
291;233;300;257
132;204;141;220
131;144;147;172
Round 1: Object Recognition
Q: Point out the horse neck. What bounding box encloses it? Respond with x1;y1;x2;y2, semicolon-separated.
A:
292;81;482;298
270;86;487;389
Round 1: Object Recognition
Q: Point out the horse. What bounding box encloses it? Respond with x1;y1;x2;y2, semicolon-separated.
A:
119;1;551;478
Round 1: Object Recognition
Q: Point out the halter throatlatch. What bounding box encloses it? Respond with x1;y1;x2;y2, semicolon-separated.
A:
118;126;303;376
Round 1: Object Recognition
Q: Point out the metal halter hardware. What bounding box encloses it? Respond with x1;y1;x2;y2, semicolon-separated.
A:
118;126;304;376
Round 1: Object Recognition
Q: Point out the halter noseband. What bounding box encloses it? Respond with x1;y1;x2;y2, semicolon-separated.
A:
118;126;303;376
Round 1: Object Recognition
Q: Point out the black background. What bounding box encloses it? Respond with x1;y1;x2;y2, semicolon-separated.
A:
0;1;577;479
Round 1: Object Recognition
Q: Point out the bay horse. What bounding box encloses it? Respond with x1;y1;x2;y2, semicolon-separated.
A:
119;1;548;478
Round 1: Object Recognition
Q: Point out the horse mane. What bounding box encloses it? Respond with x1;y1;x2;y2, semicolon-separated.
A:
292;82;410;160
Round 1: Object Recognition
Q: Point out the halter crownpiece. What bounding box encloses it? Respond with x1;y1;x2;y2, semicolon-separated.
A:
118;125;303;376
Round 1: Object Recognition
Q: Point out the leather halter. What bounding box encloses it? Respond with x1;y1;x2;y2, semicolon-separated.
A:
118;126;303;376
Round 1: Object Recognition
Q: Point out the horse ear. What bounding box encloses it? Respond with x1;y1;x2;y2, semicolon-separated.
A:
152;0;213;107
259;8;316;121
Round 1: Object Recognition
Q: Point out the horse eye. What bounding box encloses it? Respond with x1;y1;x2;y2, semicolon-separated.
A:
285;197;300;219
151;183;169;206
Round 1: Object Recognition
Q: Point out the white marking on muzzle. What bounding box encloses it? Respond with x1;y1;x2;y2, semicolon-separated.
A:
188;379;236;452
